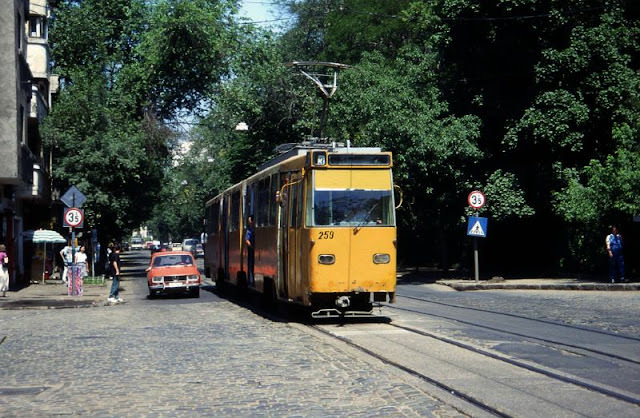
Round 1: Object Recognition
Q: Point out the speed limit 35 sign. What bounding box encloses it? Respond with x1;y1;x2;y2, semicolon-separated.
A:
468;190;486;209
64;207;84;228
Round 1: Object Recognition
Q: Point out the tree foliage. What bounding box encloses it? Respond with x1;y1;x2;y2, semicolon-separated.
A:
44;0;238;243
47;0;640;274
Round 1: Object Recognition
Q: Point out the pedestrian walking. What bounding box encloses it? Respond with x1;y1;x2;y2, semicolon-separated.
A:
0;244;9;297
606;225;625;283
107;244;123;303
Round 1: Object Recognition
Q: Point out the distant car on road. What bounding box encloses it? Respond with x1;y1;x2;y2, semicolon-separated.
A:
181;238;199;252
146;251;201;298
171;242;182;251
195;243;204;258
131;237;144;250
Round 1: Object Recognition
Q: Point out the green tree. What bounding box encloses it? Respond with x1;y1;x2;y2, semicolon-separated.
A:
45;0;240;243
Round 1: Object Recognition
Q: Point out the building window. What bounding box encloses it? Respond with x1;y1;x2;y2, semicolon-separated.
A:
29;17;45;38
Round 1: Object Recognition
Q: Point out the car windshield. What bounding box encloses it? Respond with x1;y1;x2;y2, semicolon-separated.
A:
310;189;395;227
153;255;194;267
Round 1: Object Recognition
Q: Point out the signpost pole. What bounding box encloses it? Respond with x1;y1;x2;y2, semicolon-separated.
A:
71;227;76;295
71;194;76;296
467;190;487;283
474;237;479;282
61;185;87;297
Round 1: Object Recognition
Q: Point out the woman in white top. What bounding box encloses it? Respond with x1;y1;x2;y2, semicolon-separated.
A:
75;245;88;277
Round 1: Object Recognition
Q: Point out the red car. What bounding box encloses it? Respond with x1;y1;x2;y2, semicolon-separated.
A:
146;251;201;298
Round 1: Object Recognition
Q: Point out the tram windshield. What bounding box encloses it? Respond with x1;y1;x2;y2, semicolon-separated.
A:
310;189;395;227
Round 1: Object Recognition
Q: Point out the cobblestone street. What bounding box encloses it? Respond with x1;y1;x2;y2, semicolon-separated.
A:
0;282;462;417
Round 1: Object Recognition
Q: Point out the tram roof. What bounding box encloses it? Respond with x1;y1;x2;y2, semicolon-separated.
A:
257;142;382;172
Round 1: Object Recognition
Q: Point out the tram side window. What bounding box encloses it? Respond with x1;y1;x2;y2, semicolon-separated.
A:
257;178;269;227
246;183;257;221
269;174;278;226
210;203;220;234
230;191;240;232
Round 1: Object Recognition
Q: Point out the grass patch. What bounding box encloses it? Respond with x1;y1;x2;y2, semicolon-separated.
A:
83;276;106;285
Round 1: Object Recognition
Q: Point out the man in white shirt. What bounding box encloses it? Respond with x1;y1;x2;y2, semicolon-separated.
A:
60;245;72;284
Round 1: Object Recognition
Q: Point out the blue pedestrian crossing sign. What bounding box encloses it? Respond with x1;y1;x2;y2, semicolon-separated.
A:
467;216;488;238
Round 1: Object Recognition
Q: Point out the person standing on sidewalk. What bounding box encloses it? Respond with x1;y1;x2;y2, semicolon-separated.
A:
107;244;123;303
75;245;88;277
0;244;9;297
60;243;72;284
606;225;625;283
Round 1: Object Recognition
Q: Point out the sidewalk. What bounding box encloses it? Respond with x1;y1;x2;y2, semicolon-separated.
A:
398;270;639;291
436;277;640;291
0;279;107;310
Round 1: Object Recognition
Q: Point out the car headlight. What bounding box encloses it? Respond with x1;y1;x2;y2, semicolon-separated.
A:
186;275;199;282
373;253;390;264
318;254;335;265
152;276;164;283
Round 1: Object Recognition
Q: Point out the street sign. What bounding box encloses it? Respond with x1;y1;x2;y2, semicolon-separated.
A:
467;216;488;238
64;207;84;228
61;185;87;208
468;190;486;209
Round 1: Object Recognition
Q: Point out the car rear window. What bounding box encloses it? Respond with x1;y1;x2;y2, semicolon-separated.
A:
153;255;194;267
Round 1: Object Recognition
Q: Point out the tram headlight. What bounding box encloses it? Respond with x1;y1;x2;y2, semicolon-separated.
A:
318;254;335;265
373;253;390;264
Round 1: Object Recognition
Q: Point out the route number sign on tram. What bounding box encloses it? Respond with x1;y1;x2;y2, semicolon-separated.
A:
468;190;486;209
64;207;84;228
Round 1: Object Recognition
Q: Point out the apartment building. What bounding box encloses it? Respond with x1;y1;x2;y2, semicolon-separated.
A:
0;0;58;288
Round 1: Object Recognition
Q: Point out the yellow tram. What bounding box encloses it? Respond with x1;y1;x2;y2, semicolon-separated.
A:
204;143;398;317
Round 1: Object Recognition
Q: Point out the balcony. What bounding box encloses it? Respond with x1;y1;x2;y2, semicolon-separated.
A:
16;144;50;202
29;85;47;121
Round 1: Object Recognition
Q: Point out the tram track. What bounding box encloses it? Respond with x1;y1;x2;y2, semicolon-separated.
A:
308;322;510;418
309;316;640;417
390;296;640;366
211;285;640;415
386;320;640;406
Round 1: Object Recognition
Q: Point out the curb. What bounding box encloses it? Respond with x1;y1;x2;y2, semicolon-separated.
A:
437;281;640;291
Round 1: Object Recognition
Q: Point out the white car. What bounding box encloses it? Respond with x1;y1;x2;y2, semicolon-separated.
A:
181;238;199;252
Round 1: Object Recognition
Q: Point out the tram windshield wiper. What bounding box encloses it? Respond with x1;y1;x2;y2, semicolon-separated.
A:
353;202;379;234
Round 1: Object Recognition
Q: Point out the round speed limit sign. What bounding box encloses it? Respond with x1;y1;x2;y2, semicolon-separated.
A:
64;207;84;228
468;190;486;209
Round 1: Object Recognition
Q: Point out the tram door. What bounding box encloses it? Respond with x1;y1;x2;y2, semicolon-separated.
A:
277;176;289;298
222;196;229;280
284;183;305;301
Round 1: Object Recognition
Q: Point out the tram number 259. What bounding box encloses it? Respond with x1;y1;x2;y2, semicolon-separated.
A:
318;231;334;240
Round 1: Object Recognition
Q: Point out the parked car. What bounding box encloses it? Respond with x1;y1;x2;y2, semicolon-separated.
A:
195;243;204;258
146;251;201;298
